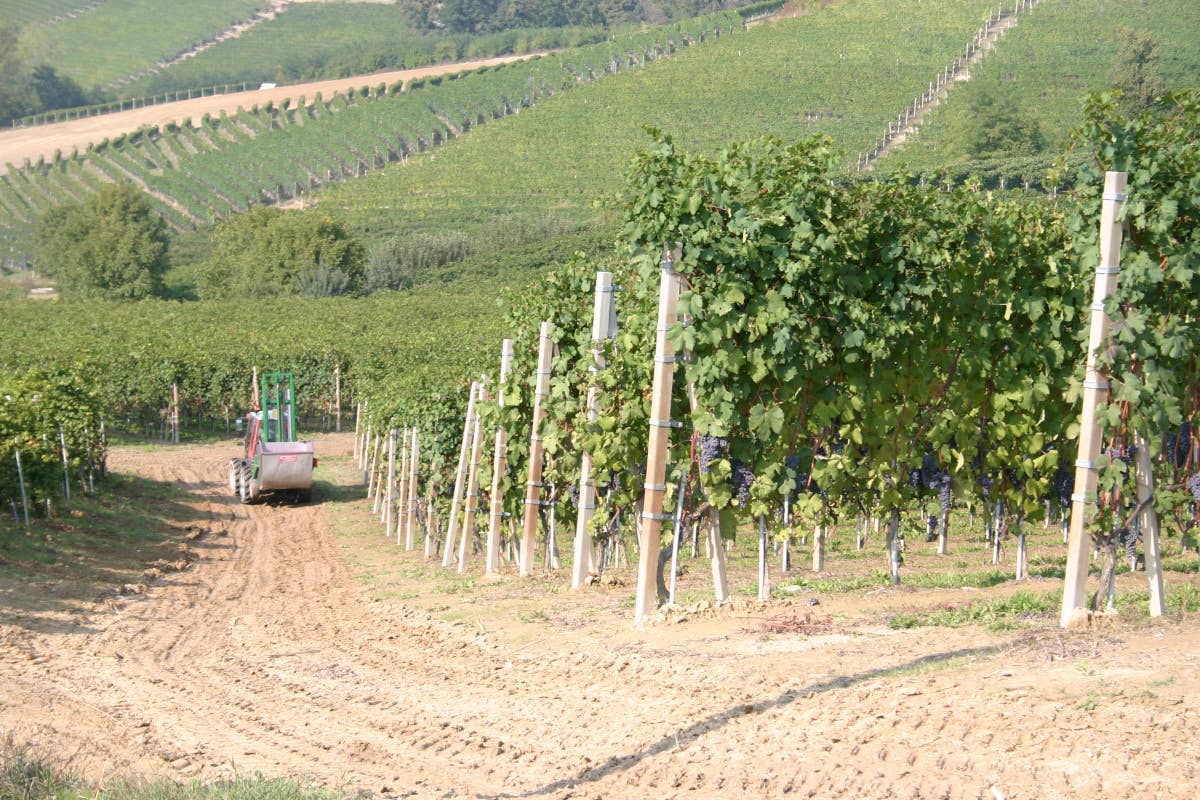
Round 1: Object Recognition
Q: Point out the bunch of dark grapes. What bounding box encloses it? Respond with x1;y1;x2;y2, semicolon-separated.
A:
1187;472;1200;502
936;475;952;514
698;434;728;476
731;460;755;506
925;515;938;542
980;474;993;500
1120;525;1140;560
1167;420;1192;470
1054;466;1073;508
908;467;923;490
920;454;941;489
1003;467;1025;491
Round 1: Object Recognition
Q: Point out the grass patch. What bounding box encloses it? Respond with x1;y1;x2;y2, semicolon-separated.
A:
0;735;355;800
1163;556;1199;574
0;735;82;800
0;472;198;585
1115;582;1200;616
100;775;350;800
775;574;881;594
899;569;1011;589
887;590;1061;632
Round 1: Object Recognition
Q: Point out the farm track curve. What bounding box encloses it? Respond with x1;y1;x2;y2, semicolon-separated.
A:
0;53;541;175
0;435;1197;799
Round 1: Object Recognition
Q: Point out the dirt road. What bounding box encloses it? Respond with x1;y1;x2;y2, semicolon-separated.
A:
1;435;1197;799
0;54;538;174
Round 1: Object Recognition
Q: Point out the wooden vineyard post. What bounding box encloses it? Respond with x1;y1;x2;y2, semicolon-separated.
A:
395;428;409;543
519;322;555;577
812;524;825;573
1061;171;1126;628
459;382;488;572
58;425;70;502
172;382;180;444
757;516;770;601
353;402;362;462
486;339;514;573
360;422;371;475
334;365;341;433
383;428;397;530
404;430;420;550
635;249;682;622
370;432;384;506
442;382;479;568
573;272;617;589
14;448;29;527
1133;431;1166;617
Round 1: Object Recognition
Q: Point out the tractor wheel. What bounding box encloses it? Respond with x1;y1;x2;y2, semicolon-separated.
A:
228;459;241;495
239;463;258;504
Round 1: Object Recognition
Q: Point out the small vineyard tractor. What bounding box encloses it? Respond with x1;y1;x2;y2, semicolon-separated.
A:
228;371;316;503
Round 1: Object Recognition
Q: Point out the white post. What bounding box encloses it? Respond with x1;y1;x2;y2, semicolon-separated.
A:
383;428;396;529
573;271;616;589
1061;171;1127;628
395;428;409;543
58;425;71;501
353;402;362;461
172;382;180;444
520;323;555;577
757;516;769;601
334;365;341;433
459;381;488;573
14;449;29;527
1133;431;1166;617
404;430;419;550
486;340;514;573
443;382;479;567
635;249;681;622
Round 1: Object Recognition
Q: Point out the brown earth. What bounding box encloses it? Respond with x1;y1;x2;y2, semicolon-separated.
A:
0;53;541;175
1;433;1197;799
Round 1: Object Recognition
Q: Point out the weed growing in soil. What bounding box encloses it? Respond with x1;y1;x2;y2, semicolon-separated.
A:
886;590;1061;631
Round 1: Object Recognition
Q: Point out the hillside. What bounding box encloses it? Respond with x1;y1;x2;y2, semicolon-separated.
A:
0;0;1005;271
877;0;1200;174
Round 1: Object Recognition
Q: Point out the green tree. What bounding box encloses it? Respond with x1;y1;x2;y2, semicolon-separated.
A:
197;207;366;300
951;85;1046;160
1109;29;1165;115
34;184;169;300
0;18;29;124
29;64;88;112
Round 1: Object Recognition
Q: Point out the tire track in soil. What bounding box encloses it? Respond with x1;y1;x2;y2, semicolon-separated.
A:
1;436;1198;799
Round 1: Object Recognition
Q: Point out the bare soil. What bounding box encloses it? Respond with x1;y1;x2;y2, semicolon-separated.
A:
0;54;540;174
1;433;1197;799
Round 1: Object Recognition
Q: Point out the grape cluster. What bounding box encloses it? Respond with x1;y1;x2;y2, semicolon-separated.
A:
731;460;755;506
1167;420;1192;470
1187;472;1200;502
1120;525;1140;560
925;514;938;542
920;454;941;487
698;434;728;476
1003;466;1026;490
908;467;923;490
935;475;952;514
1054;466;1073;508
980;474;993;500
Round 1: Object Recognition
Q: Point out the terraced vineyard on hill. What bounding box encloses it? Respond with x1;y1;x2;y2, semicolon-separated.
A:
0;15;737;264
